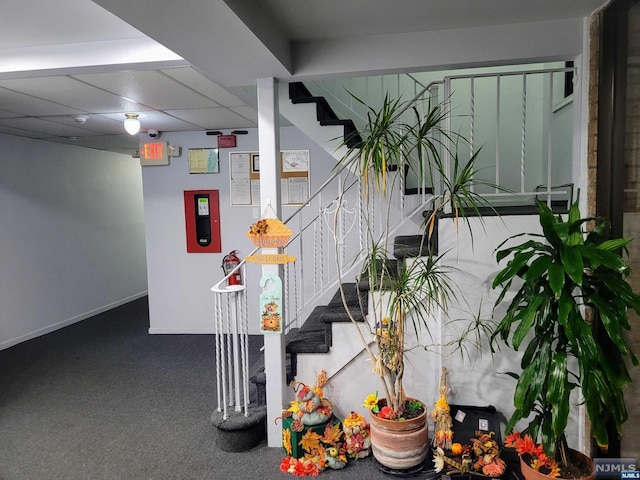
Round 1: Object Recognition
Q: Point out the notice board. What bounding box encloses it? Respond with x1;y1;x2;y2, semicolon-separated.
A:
229;150;310;206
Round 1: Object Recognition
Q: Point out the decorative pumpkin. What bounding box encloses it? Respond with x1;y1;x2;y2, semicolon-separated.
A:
451;442;463;456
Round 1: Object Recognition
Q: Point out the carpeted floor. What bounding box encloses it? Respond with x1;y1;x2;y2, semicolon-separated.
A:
0;297;400;479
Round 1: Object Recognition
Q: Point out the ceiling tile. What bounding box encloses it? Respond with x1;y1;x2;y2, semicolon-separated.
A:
161;67;248;107
0;87;86;116
0;125;55;138
166;108;257;130
44;115;127;135
73;70;220;110
99;111;199;132
228;105;258;125
0;76;145;113
0;108;20;119
0;117;101;137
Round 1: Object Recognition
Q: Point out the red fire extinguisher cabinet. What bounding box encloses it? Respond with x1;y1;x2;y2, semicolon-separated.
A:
184;190;222;253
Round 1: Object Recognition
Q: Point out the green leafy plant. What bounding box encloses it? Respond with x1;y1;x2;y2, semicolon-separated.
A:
334;92;497;416
404;399;424;418
490;200;640;472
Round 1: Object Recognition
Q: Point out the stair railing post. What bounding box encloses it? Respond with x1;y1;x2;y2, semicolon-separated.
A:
231;290;241;412
214;292;223;415
257;77;287;448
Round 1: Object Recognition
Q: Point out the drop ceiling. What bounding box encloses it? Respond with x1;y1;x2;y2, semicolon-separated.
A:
0;0;607;155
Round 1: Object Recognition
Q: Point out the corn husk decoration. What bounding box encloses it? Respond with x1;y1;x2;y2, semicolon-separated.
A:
430;367;453;449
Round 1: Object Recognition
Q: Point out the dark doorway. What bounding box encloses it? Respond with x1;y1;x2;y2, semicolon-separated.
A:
596;0;640;459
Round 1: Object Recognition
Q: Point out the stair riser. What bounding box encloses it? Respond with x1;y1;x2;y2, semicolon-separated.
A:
294;322;368;379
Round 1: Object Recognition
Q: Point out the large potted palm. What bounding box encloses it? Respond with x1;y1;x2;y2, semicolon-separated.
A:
490;200;640;479
333;92;493;471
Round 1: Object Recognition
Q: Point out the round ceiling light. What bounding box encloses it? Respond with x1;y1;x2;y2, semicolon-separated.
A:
124;113;140;135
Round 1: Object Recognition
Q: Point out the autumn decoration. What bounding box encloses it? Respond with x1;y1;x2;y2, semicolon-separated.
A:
430;367;454;450
247;217;292;248
433;430;507;478
278;370;367;476
505;432;561;478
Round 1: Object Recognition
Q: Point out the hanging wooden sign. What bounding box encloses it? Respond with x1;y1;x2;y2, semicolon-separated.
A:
246;253;296;264
259;274;283;334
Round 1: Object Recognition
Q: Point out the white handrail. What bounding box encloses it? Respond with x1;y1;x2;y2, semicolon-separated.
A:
210;65;576;418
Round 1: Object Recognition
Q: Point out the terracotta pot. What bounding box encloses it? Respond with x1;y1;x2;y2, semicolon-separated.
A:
368;398;429;470
519;449;595;480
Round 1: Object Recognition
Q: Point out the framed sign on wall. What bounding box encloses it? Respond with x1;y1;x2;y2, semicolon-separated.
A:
229;150;310;206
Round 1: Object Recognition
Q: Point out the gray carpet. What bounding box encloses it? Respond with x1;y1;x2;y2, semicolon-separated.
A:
0;297;402;479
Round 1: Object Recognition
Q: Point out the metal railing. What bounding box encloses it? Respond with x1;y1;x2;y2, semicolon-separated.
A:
210;65;577;417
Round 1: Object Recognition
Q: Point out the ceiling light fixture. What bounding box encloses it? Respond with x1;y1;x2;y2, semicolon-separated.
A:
124;113;141;135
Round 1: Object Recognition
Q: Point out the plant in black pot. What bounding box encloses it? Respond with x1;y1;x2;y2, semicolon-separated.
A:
490;200;640;480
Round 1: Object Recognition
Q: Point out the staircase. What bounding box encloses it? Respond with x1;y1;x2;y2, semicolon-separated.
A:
249;230;434;405
212;66;579;442
288;82;363;149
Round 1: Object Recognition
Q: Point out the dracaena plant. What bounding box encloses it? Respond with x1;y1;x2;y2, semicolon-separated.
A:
490;200;640;468
333;92;495;416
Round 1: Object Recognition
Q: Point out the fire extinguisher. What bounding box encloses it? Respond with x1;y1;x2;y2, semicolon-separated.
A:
222;250;242;286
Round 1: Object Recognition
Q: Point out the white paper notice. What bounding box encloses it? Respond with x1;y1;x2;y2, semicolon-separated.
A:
231;179;251;205
280;179;289;205
251;179;261;205
230;153;250;179
288;177;309;204
282;150;309;172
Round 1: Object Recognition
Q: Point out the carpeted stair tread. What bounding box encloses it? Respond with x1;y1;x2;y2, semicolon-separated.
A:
320;283;367;324
327;283;364;306
394;234;438;259
356;258;400;291
289;81;363;149
286;308;329;354
319;119;363;147
320;306;366;323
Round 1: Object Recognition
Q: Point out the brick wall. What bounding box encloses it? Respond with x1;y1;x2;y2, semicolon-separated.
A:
587;12;601;217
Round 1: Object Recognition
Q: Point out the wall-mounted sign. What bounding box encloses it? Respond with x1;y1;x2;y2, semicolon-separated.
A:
140;141;169;166
246;253;296;264
218;135;236;148
259;274;283;334
188;148;219;174
230;150;310;206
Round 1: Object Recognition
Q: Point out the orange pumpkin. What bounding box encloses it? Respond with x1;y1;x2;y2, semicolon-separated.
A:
451;442;463;456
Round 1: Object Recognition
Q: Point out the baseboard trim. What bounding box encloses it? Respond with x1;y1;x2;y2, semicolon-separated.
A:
0;291;148;351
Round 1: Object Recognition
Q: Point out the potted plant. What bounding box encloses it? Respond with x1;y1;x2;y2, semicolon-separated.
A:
333;92;493;470
490;200;640;479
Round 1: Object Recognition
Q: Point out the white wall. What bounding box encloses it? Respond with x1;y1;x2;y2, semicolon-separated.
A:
141;126;339;334
323;215;585;452
0;133;147;350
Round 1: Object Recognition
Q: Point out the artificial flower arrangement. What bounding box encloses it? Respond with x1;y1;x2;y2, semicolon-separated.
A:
283;370;333;434
278;371;370;476
432;431;507;478
248;218;269;236
363;390;424;420
247;216;292;248
341;412;371;460
504;431;561;478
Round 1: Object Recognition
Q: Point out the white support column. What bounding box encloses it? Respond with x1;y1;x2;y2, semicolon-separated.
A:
257;77;287;447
